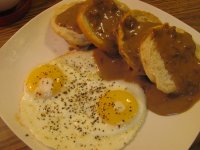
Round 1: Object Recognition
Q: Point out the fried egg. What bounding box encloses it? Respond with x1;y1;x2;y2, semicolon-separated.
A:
20;50;147;150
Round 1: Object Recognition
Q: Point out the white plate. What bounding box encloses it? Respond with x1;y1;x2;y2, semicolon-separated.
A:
0;0;200;150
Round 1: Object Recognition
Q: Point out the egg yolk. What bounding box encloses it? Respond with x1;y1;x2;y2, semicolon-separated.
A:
98;90;138;125
26;64;64;96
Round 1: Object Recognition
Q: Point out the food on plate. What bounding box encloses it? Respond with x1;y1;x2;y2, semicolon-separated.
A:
47;0;200;115
117;10;161;75
77;0;129;55
140;24;200;94
20;50;147;150
49;0;200;116
51;0;91;47
94;34;200;116
20;1;200;149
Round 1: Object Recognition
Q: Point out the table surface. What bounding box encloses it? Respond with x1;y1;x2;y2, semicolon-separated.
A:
0;0;200;149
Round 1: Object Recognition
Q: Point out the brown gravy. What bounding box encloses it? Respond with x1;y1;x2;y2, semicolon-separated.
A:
153;24;200;94
55;3;83;34
121;15;160;75
86;0;127;53
93;49;200;116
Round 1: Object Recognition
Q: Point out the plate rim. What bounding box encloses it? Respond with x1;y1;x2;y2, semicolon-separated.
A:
0;0;200;150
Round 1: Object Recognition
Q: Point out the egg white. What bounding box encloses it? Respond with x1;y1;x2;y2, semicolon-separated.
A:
20;50;147;150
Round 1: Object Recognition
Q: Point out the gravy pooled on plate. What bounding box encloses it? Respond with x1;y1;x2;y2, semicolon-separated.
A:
94;37;200;116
